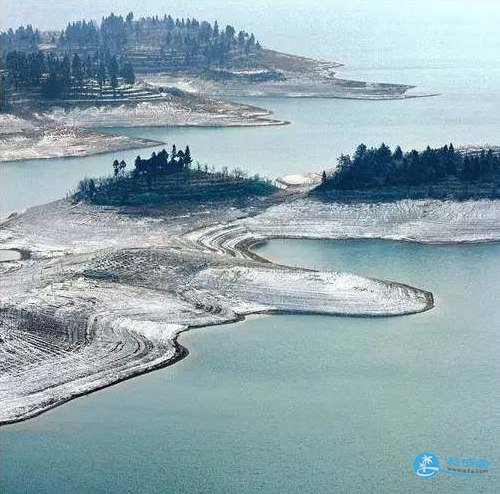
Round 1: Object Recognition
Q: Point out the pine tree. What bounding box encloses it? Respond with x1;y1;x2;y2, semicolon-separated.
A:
121;63;135;84
97;60;106;94
71;54;84;90
184;145;192;166
0;75;10;110
61;55;71;89
85;54;94;78
393;146;403;160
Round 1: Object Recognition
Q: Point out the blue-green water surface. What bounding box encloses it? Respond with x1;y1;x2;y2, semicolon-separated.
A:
2;2;500;492
2;239;499;493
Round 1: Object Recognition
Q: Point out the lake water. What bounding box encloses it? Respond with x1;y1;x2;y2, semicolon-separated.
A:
2;1;500;215
2;1;500;492
3;91;500;216
2;239;499;493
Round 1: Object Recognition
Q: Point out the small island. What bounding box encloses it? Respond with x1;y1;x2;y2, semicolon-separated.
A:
313;143;500;201
75;147;276;207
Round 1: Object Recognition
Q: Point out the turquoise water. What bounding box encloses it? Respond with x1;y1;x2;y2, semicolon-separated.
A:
2;1;500;215
2;2;500;492
2;239;499;493
3;91;500;216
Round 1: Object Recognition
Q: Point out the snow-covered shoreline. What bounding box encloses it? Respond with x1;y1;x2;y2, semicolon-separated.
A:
0;124;163;163
0;96;286;163
2;194;499;424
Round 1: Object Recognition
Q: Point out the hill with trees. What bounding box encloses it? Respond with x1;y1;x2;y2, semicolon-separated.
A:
1;13;264;105
1;12;262;73
74;145;276;207
314;143;500;200
55;13;262;70
1;12;417;105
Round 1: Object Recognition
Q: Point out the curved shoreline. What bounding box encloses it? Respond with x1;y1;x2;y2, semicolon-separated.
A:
0;98;287;164
3;196;500;425
0;237;433;427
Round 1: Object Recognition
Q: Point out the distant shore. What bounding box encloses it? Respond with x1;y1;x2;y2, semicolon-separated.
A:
144;49;436;100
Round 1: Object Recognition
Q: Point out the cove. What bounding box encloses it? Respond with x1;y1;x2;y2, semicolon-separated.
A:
1;238;498;494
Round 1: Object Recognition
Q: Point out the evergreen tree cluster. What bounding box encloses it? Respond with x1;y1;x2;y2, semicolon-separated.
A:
75;145;275;206
319;143;500;191
2;12;262;97
56;12;261;67
132;145;193;177
59;20;100;49
77;145;192;201
4;50;135;99
1;24;41;51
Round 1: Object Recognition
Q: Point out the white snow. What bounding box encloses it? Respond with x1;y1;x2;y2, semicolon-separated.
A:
277;173;321;186
0;114;36;134
2;195;498;424
242;198;500;243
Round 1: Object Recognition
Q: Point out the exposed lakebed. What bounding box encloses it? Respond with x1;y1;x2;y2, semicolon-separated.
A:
0;249;22;262
2;3;500;490
2;238;498;494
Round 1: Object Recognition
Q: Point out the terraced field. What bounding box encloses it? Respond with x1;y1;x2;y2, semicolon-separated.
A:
3;193;498;424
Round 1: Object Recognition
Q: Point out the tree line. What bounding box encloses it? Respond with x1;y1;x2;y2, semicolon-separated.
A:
4;49;135;99
1;24;42;51
57;12;261;66
131;145;192;177
2;13;262;94
319;143;500;191
77;145;192;199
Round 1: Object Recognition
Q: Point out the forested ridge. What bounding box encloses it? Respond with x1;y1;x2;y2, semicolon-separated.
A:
1;12;262;70
1;12;263;105
315;143;500;199
54;13;262;66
